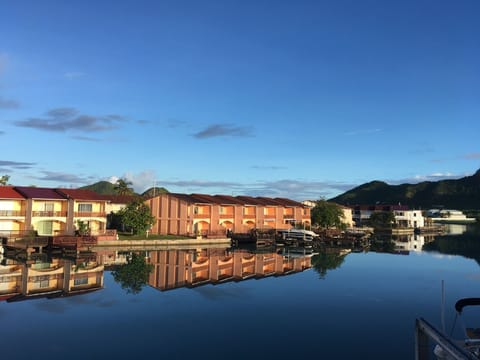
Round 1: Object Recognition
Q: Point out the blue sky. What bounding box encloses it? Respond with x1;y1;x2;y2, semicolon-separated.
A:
1;0;479;200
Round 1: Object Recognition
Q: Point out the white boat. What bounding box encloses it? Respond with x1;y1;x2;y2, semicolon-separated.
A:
433;298;480;359
277;229;318;242
427;209;476;224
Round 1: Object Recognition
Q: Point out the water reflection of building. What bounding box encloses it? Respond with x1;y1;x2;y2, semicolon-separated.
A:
443;223;468;236
0;248;104;302
392;233;435;253
147;248;312;291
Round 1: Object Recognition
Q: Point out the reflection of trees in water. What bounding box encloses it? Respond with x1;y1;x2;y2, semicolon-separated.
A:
369;234;396;254
112;253;154;294
423;228;480;266
311;251;348;279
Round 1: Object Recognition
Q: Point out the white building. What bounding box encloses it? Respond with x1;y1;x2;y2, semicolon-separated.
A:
393;210;424;229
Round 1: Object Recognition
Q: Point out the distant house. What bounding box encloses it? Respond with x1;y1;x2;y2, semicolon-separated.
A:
338;205;354;228
98;194;139;213
350;204;424;228
146;193;311;237
393;209;424;229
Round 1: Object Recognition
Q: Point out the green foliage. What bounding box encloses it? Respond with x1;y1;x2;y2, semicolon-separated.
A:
311;200;345;229
118;199;156;235
76;220;89;235
330;168;480;210
369;211;395;229
311;251;347;279
0;175;10;186
112;253;154;294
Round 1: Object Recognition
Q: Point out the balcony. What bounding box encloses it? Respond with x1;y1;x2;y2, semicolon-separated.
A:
32;211;67;217
193;212;211;218
283;214;295;219
0;210;26;217
74;212;106;218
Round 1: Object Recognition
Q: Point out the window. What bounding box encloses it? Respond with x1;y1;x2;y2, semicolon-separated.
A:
74;276;89;286
194;206;199;214
219;206;224;214
37;221;53;235
78;203;92;212
44;202;54;212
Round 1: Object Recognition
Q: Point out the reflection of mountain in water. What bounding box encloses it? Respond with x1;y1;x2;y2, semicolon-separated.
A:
423;224;480;265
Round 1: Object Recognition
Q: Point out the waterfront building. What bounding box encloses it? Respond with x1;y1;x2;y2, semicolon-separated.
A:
350;204;424;229
0;186;111;238
393;209;425;229
0;186;27;238
146;193;311;236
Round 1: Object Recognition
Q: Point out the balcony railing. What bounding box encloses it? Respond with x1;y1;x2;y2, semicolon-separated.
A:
0;210;26;217
193;213;211;218
283;214;295;219
74;212;106;217
32;211;68;217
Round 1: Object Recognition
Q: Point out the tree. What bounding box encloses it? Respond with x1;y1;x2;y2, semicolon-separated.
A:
112;253;154;294
369;211;395;229
118;199;155;235
114;178;134;195
0;175;10;186
311;200;345;229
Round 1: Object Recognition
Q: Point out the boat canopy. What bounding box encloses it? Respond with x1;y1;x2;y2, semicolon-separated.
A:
455;298;480;313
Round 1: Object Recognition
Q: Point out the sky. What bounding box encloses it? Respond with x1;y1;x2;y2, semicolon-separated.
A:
1;0;479;201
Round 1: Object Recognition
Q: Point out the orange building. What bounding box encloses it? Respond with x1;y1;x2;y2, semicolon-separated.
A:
145;193;311;237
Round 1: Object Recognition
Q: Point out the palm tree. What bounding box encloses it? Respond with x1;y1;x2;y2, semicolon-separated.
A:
114;178;134;195
0;175;10;186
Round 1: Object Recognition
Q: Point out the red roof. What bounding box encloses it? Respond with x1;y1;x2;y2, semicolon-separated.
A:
56;188;107;201
166;193;307;207
0;186;25;199
14;186;66;200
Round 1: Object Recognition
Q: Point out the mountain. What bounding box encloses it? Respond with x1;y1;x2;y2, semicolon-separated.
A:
329;169;480;209
79;181;119;195
79;181;169;198
142;187;169;199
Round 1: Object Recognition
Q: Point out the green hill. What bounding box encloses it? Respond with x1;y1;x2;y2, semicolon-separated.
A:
79;181;119;195
142;187;169;199
329;169;480;210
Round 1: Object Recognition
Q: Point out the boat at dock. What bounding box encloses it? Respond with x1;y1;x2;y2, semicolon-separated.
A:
417;297;480;359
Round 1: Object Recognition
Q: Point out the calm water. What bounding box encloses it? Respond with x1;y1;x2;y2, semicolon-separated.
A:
1;224;480;360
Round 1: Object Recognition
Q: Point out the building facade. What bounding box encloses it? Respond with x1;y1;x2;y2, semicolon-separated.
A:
350;204;424;229
0;186;110;238
146;193;311;236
